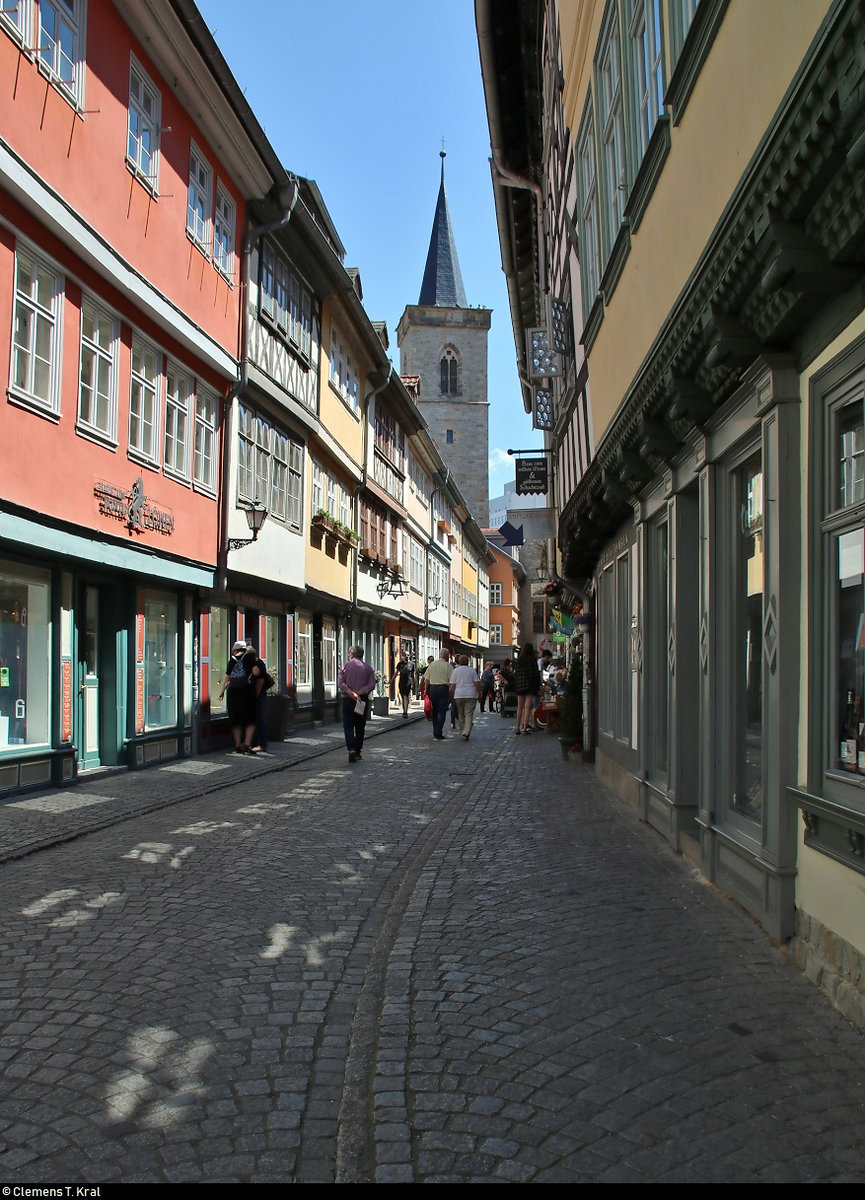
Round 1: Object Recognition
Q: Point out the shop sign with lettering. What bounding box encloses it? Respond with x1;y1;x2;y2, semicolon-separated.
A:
515;457;548;495
95;476;175;536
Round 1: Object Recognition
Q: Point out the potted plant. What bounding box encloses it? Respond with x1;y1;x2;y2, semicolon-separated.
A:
371;671;390;717
557;652;584;762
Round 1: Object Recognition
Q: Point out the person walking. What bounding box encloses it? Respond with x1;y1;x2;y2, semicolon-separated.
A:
479;661;496;712
450;655;481;740
218;640;258;754
337;645;376;763
513;643;542;736
391;656;413;718
421;648;452;740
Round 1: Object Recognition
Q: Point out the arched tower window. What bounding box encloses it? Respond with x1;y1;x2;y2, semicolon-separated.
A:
440;347;460;396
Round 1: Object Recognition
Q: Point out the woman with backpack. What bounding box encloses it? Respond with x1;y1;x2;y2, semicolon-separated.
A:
218;640;259;755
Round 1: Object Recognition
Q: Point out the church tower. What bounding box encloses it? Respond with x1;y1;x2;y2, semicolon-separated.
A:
397;152;491;526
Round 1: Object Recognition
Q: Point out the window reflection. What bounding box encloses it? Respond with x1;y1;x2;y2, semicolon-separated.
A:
732;451;763;822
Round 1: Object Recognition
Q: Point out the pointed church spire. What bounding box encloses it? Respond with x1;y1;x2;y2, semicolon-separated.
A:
418;150;468;308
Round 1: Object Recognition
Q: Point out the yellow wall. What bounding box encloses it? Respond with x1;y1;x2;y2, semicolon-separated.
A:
797;844;865;954
563;0;829;441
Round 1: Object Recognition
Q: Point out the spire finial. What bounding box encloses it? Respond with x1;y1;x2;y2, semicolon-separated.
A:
440;138;446;179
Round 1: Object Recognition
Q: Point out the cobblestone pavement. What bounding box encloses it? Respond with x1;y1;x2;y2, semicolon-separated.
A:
1;708;864;1183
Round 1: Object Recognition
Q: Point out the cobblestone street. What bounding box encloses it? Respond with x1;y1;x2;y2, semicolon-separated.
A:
1;711;864;1183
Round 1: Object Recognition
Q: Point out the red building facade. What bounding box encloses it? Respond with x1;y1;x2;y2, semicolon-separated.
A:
0;0;268;786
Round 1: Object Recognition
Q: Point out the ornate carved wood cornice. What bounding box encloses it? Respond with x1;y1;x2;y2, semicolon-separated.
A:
562;0;865;579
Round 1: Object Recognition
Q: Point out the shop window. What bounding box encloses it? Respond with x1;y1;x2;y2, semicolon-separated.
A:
261;615;280;692
730;450;763;822
209;606;228;715
323;620;337;697
295;613;311;690
825;369;865;792
0;564;50;750
648;515;670;781
7;578;47;748
143;591;176;731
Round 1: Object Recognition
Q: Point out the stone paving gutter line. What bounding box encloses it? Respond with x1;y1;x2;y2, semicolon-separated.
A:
0;708;428;866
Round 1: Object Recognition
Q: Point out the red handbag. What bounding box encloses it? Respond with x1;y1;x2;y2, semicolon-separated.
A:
423;693;433;720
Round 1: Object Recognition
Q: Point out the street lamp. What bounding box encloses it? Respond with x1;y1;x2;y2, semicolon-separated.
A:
228;503;268;551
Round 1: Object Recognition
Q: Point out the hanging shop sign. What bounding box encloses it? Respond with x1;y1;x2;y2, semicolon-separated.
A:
515;457;548;495
94;476;175;536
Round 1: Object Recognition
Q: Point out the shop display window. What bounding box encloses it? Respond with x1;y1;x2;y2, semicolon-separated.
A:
209;606;228;715
731;450;764;822
144;590;176;730
0;564;50;749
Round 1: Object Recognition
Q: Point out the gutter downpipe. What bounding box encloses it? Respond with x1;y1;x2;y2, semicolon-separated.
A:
214;178;299;598
201;183;298;756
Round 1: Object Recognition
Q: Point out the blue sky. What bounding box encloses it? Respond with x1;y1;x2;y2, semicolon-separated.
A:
195;0;545;498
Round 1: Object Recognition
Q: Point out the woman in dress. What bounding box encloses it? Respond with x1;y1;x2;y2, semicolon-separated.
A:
513;643;541;736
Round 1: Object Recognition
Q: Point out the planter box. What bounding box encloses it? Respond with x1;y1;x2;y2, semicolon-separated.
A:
371;696;390;717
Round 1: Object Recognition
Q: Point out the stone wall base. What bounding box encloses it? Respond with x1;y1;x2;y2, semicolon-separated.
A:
787;909;865;1030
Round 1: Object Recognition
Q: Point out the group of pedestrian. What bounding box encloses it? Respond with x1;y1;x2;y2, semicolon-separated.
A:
417;648;482;741
335;641;553;764
218;640;274;755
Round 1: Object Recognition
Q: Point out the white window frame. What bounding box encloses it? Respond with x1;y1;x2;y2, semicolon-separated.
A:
629;0;665;163
77;295;118;443
410;538;424;592
490;624;503;645
127;57;160;189
193;385;217;494
38;0;86;108
187;142;213;251
340;484;350;529
597;10;627;254
164;362;192;480
214;182;236;280
237;404;255;503
1;0;30;44
490;582;503;606
287;439;303;529
237;404;303;529
128;336;161;465
270;430;288;521
330;326;360;412
10;244;63;418
577;100;602;309
295;613;312;688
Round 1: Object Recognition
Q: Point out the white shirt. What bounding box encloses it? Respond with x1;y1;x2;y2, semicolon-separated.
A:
450;664;480;699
